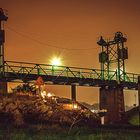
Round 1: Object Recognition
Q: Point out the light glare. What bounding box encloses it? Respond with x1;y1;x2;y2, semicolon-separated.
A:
51;57;62;66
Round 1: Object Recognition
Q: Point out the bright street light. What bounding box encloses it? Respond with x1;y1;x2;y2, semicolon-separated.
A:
51;57;62;66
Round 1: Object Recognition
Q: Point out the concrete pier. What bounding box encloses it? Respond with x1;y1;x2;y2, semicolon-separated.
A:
71;84;76;101
100;86;125;124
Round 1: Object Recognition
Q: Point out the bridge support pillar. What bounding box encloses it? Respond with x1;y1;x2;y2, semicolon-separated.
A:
0;82;8;94
99;86;125;124
71;84;76;101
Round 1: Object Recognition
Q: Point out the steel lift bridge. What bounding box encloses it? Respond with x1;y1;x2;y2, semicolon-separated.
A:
0;9;140;124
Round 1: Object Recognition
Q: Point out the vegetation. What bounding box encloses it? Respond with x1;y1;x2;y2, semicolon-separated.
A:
0;85;139;140
12;83;36;94
129;114;139;125
126;106;139;125
0;124;140;140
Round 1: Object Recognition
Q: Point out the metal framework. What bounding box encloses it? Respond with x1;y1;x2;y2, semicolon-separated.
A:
0;8;8;74
0;61;138;89
97;32;128;82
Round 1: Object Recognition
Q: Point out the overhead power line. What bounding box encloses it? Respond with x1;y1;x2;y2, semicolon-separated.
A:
6;25;98;51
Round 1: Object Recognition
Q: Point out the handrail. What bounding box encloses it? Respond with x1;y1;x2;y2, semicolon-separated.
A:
2;61;140;84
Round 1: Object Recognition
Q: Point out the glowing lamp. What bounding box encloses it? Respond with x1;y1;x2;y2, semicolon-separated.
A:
47;92;52;97
51;57;62;66
73;103;78;109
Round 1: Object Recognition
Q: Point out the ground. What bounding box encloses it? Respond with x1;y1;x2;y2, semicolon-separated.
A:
0;94;140;139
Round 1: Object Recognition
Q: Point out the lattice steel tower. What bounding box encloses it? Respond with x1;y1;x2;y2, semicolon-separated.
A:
97;32;128;82
0;8;8;74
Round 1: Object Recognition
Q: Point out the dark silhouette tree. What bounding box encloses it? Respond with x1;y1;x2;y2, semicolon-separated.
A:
12;83;36;95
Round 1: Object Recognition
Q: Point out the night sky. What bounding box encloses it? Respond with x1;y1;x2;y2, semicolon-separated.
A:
1;0;140;106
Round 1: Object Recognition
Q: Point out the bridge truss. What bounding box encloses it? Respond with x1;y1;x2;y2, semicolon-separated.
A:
0;61;139;90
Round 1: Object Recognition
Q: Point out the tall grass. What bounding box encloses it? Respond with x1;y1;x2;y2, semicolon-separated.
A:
0;132;140;140
129;114;139;125
0;125;140;140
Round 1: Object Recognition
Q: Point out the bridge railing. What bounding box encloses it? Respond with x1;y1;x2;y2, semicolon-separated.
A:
123;72;139;83
3;61;117;80
3;61;139;83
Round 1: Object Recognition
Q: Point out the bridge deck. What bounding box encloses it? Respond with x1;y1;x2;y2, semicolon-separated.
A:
0;61;139;89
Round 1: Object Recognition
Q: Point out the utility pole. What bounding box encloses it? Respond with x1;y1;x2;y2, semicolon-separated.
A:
138;76;140;126
0;8;8;74
0;8;8;94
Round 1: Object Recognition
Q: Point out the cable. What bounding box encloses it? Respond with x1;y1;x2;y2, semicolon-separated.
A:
6;25;99;51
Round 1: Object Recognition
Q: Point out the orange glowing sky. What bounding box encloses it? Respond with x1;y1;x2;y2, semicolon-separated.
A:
1;0;140;106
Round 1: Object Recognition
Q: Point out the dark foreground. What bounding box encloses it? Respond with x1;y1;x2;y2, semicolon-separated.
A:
0;124;140;140
0;94;139;139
